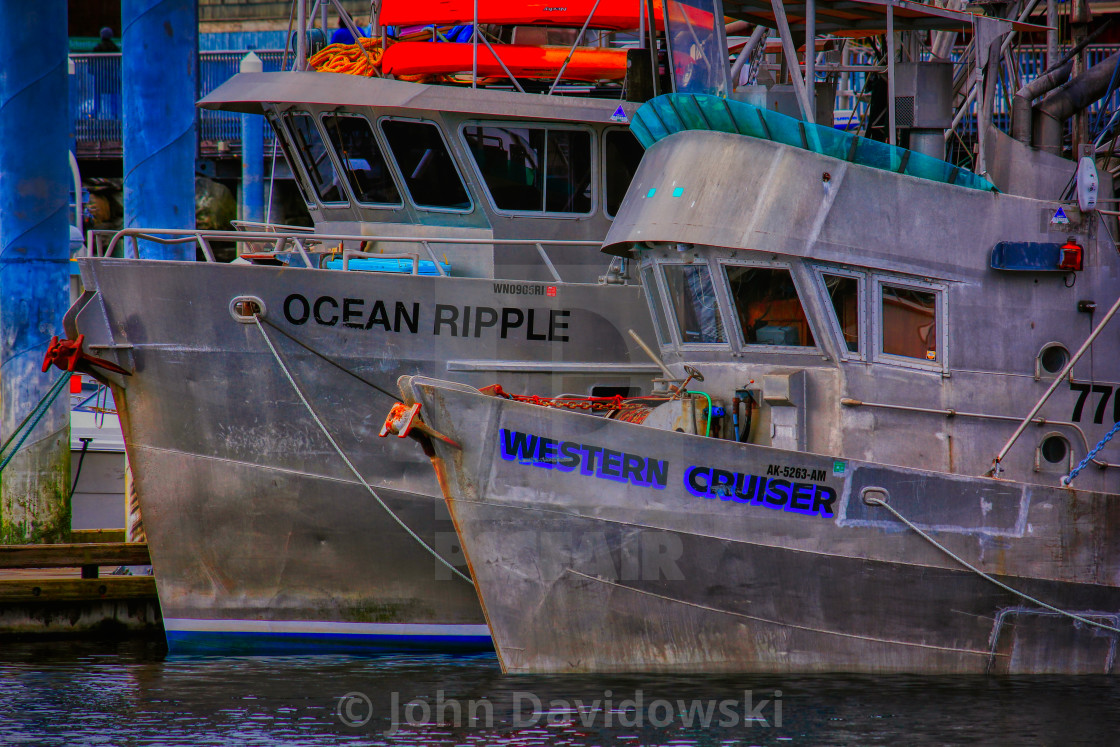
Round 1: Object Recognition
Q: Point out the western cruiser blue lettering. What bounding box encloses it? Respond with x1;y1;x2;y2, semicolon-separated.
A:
500;429;536;461
498;429;667;489
683;463;835;518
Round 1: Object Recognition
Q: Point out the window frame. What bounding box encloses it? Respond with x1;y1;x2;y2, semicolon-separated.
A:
282;109;351;208
639;259;672;347
378;115;474;214
317;111;405;210
871;273;948;373
265;111;315;209
655;258;732;349
812;265;866;361
602;126;643;219
716;258;822;353
458;120;597;218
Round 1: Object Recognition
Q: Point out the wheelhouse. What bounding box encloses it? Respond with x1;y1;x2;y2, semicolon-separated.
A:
636;244;948;375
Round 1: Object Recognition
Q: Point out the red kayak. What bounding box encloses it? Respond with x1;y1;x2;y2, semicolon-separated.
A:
381;41;629;81
380;0;714;32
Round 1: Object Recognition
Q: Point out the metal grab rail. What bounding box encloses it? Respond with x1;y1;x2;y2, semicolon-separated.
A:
84;227;601;281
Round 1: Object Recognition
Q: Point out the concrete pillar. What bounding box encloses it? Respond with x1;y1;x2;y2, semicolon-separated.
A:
0;2;73;543
122;0;198;259
240;52;265;226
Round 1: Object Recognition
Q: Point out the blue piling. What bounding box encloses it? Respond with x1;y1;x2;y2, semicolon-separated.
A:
240;52;265;225
0;1;73;542
122;0;198;259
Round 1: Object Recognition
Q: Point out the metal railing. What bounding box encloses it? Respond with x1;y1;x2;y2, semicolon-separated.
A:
82;227;602;282
71;51;286;147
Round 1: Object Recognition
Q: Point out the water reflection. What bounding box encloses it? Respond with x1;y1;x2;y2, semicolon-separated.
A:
0;639;1117;745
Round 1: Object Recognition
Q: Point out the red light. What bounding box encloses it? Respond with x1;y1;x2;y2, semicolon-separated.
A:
546;286;557;297
70;374;82;394
1059;239;1083;271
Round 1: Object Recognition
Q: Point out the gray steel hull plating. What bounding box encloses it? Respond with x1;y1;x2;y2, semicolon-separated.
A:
68;258;656;653
406;377;1120;674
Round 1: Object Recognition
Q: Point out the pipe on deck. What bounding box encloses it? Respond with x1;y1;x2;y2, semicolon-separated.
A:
122;0;199;259
1035;51;1120;154
1011;58;1074;144
0;0;72;542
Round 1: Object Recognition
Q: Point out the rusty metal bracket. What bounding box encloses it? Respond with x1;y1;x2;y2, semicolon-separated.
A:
379;401;461;449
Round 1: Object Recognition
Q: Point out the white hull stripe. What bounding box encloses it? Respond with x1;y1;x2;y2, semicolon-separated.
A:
163;618;491;638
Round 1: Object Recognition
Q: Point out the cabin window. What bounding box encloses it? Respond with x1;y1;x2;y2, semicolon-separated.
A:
463;125;593;214
661;263;726;344
641;264;671;345
285;112;346;204
879;282;939;362
724;265;815;347
821;273;860;353
381;119;471;210
266;114;312;207
320;114;401;206
604;129;644;217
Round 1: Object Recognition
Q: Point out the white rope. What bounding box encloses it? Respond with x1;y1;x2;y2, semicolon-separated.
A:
866;496;1120;634
252;315;471;583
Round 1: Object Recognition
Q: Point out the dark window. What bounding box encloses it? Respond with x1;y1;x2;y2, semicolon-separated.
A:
726;266;815;347
321;114;401;206
662;263;726;344
604;129;643;217
463;125;592;213
642;264;670;345
266;115;312;206
380;120;470;210
285;112;345;203
881;283;938;361
822;274;859;352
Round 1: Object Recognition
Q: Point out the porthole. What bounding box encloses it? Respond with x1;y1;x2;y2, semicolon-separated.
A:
1038;343;1070;376
1040;434;1070;465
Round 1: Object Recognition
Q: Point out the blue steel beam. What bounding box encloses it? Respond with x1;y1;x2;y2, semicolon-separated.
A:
122;0;198;259
0;1;73;542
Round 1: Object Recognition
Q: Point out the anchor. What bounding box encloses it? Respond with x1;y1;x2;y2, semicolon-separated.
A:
42;334;131;376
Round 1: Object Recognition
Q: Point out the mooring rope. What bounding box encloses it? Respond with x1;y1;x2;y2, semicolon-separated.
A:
1062;419;1120;486
865;495;1120;634
252;315;471;583
0;373;70;476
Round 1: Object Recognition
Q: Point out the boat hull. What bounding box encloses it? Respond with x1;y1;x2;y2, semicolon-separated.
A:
68;258;657;654
405;377;1120;674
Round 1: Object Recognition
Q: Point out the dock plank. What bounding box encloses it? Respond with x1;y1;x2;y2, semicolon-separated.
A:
0;576;156;603
0;543;150;569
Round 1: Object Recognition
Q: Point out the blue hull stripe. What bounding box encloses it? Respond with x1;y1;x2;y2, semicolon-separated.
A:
163;618;493;655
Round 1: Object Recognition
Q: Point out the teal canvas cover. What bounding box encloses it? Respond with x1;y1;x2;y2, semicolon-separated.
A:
631;93;997;193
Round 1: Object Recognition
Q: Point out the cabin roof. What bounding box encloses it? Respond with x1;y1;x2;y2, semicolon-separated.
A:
198;72;639;124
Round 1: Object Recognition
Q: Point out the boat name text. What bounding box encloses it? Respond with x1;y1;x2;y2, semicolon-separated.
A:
282;294;570;341
685;465;837;518
499;428;668;489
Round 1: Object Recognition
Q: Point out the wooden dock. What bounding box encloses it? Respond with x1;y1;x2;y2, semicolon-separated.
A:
0;539;161;637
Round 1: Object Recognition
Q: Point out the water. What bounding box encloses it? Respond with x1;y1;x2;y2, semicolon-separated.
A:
1;638;1117;745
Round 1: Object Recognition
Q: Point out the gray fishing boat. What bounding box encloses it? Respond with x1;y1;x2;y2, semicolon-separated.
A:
57;9;663;653
391;0;1120;673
